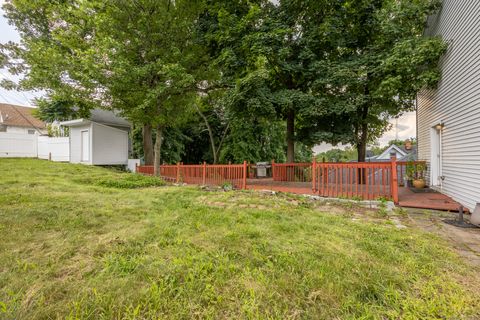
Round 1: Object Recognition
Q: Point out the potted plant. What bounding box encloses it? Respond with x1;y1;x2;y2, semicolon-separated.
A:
406;162;427;189
405;162;415;187
412;162;427;189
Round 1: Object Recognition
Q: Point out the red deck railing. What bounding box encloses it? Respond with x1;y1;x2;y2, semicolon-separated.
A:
137;162;247;189
272;162;312;182
312;161;395;200
137;158;426;204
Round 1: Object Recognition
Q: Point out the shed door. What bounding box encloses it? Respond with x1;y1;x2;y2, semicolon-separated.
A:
81;130;90;162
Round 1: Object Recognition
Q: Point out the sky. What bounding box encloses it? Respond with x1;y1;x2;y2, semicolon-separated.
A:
0;2;416;147
0;1;42;107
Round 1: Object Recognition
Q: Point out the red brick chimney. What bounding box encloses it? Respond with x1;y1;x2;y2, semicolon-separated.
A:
404;139;412;151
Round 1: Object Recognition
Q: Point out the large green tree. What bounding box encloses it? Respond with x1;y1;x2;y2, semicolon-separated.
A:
205;0;334;163
1;0;208;173
308;0;447;162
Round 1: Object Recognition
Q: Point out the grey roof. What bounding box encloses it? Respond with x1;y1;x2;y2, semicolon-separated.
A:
89;109;130;128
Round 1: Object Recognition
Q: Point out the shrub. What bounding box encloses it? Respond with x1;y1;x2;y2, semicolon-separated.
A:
97;174;165;189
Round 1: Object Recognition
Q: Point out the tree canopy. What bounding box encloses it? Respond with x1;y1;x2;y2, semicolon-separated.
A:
0;0;447;165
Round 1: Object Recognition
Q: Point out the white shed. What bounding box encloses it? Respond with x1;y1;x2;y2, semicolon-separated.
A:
60;110;130;165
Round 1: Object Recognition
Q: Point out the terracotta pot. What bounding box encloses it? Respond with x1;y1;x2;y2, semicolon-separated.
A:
413;179;426;189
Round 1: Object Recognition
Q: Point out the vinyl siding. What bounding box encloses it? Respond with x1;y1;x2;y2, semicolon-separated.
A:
417;0;480;212
91;122;128;165
69;124;92;164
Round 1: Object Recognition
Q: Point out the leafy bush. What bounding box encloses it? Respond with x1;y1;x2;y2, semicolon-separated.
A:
98;174;165;189
78;173;165;189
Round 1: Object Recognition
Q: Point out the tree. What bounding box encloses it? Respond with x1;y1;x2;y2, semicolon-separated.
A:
32;98;90;123
205;0;333;163
316;147;357;163
310;0;447;162
193;94;230;164
1;0;205;173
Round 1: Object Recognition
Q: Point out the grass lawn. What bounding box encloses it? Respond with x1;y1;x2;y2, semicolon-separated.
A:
0;159;479;319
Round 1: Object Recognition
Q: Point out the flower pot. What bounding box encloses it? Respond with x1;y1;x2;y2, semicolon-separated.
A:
412;179;426;189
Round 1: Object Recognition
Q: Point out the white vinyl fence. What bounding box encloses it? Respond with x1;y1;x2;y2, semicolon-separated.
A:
0;133;69;162
38;136;69;162
0;132;38;158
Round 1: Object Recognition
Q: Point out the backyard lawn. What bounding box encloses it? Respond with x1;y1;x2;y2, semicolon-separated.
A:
0;159;479;319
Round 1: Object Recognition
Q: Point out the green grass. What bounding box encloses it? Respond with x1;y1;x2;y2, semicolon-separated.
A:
0;159;478;319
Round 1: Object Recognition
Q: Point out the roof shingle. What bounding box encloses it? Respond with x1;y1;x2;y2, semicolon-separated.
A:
0;103;46;129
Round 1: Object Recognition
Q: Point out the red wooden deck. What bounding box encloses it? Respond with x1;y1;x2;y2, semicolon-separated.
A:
398;187;464;212
137;161;464;212
247;179;463;212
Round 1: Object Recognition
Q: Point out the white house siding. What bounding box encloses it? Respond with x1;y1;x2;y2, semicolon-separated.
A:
6;125;38;134
91;122;128;165
417;0;480;212
69;124;92;164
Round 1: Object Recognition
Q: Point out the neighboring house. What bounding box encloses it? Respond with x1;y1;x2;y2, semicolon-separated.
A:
0;103;46;134
60;109;130;165
0;103;47;158
417;0;480;212
367;141;417;162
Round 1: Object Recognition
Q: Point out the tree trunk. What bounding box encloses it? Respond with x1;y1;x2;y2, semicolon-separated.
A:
286;110;295;163
357;140;367;162
153;126;164;177
356;107;369;163
142;124;154;165
356;106;369;184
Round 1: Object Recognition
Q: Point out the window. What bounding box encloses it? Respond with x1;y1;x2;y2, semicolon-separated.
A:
27;129;36;135
0;125;6;132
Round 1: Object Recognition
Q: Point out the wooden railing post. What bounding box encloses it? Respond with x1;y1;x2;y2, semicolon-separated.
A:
242;160;247;190
312;157;317;193
271;159;275;180
391;156;399;204
202;161;207;185
176;162;180;183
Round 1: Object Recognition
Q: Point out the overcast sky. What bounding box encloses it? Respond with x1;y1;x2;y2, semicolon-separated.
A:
0;1;415;147
0;0;43;106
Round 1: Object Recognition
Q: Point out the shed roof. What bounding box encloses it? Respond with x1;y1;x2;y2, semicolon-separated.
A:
89;109;130;128
60;109;130;129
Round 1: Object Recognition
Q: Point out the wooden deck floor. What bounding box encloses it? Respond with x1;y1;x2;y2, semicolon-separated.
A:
398;187;464;212
246;179;464;212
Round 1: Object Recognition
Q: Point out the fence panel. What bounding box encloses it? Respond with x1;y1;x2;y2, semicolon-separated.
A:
37;136;69;162
136;163;246;189
0;132;37;158
205;164;245;188
272;163;312;182
314;162;393;200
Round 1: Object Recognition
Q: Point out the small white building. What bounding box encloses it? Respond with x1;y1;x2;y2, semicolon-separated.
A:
61;109;130;165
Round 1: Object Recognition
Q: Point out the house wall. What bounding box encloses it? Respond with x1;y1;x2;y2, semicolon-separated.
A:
37;136;70;162
91;122;128;165
417;0;480;212
0;132;37;158
5;125;41;135
69;123;92;164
